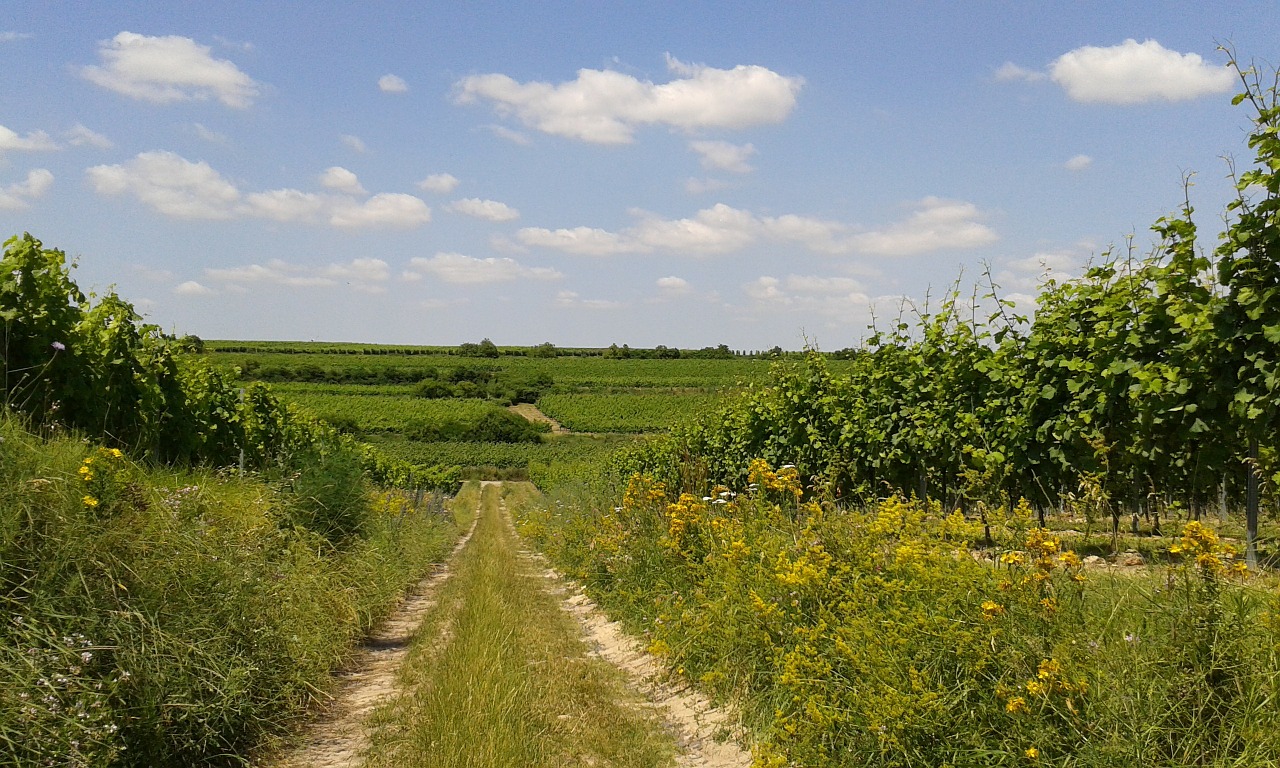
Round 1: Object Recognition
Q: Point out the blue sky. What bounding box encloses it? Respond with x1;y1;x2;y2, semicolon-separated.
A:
2;2;1278;348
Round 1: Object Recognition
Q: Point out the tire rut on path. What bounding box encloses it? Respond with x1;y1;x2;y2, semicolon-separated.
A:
501;490;753;768
266;510;480;768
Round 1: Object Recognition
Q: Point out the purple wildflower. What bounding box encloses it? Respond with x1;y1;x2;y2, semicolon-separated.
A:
50;341;66;352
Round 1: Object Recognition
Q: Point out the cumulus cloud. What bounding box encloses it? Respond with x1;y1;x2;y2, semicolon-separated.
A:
1064;154;1093;171
689;139;756;173
447;197;520;221
87;151;240;219
418;173;459;194
242;189;326;222
80;31;259;108
87;150;432;228
205;257;391;293
742;274;871;322
329;193;431;228
0;125;58;152
173;280;213;296
456;54;803;144
378;74;408;93
656;275;692;294
517;226;636;256
847;197;998;256
520;200;991;259
341;134;368;153
319;166;366;195
1049;39;1233;104
0;169;54;210
405;253;561;284
0;32;33;42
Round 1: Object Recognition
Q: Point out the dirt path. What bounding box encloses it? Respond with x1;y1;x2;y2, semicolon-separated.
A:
267;482;748;768
267;512;480;768
507;402;569;433
505;495;752;768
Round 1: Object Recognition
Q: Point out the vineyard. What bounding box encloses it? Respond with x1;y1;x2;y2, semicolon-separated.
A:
537;392;725;433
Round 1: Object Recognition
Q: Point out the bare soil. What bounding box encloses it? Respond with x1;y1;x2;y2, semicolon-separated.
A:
512;522;752;767
508;402;568;433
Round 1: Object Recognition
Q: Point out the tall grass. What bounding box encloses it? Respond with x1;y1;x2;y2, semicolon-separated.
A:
0;416;461;767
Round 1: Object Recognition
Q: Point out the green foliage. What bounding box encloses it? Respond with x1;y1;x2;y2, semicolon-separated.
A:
519;463;1280;767
536;392;721;433
0;417;461;767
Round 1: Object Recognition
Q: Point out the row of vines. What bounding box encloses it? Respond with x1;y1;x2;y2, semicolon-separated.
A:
0;232;458;492
646;57;1280;563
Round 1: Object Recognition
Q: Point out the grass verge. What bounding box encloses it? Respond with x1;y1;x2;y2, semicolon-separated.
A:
0;416;463;767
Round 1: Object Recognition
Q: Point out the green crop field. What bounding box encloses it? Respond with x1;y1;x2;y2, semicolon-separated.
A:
536;392;724;433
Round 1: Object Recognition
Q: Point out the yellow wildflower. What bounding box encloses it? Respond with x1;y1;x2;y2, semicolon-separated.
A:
83;496;99;508
981;600;1005;620
1025;746;1039;760
1000;551;1026;566
1006;696;1028;714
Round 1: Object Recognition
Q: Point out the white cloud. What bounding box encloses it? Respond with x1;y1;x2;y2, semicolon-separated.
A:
405;252;561;284
80;32;259;108
1063;154;1093;171
994;62;1046;83
191;123;229;143
319;166;366;195
847;197;998;256
418;173;460;194
689;139;756;173
520;199;995;259
487;125;533;145
87;151;240;219
0;169;54;210
456;54;803;144
447;197;520;222
631;204;760;255
330;193;431;228
378;74;408;93
243;188;325;223
656;276;692;295
88;150;432;228
0;125;58;152
742;274;871;322
1049;39;1233;104
64;124;112;149
517;225;637;256
205;257;390;292
174;280;213;296
0;32;33;42
321;258;391;283
554;290;622;309
341;134;368;153
744;276;787;303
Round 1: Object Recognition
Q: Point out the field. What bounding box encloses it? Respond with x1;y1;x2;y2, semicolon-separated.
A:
203;342;768;483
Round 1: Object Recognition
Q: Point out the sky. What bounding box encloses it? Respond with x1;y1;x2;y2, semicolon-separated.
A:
2;2;1278;349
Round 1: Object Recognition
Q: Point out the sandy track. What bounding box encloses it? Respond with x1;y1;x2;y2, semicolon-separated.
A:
505;496;752;768
266;512;480;768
